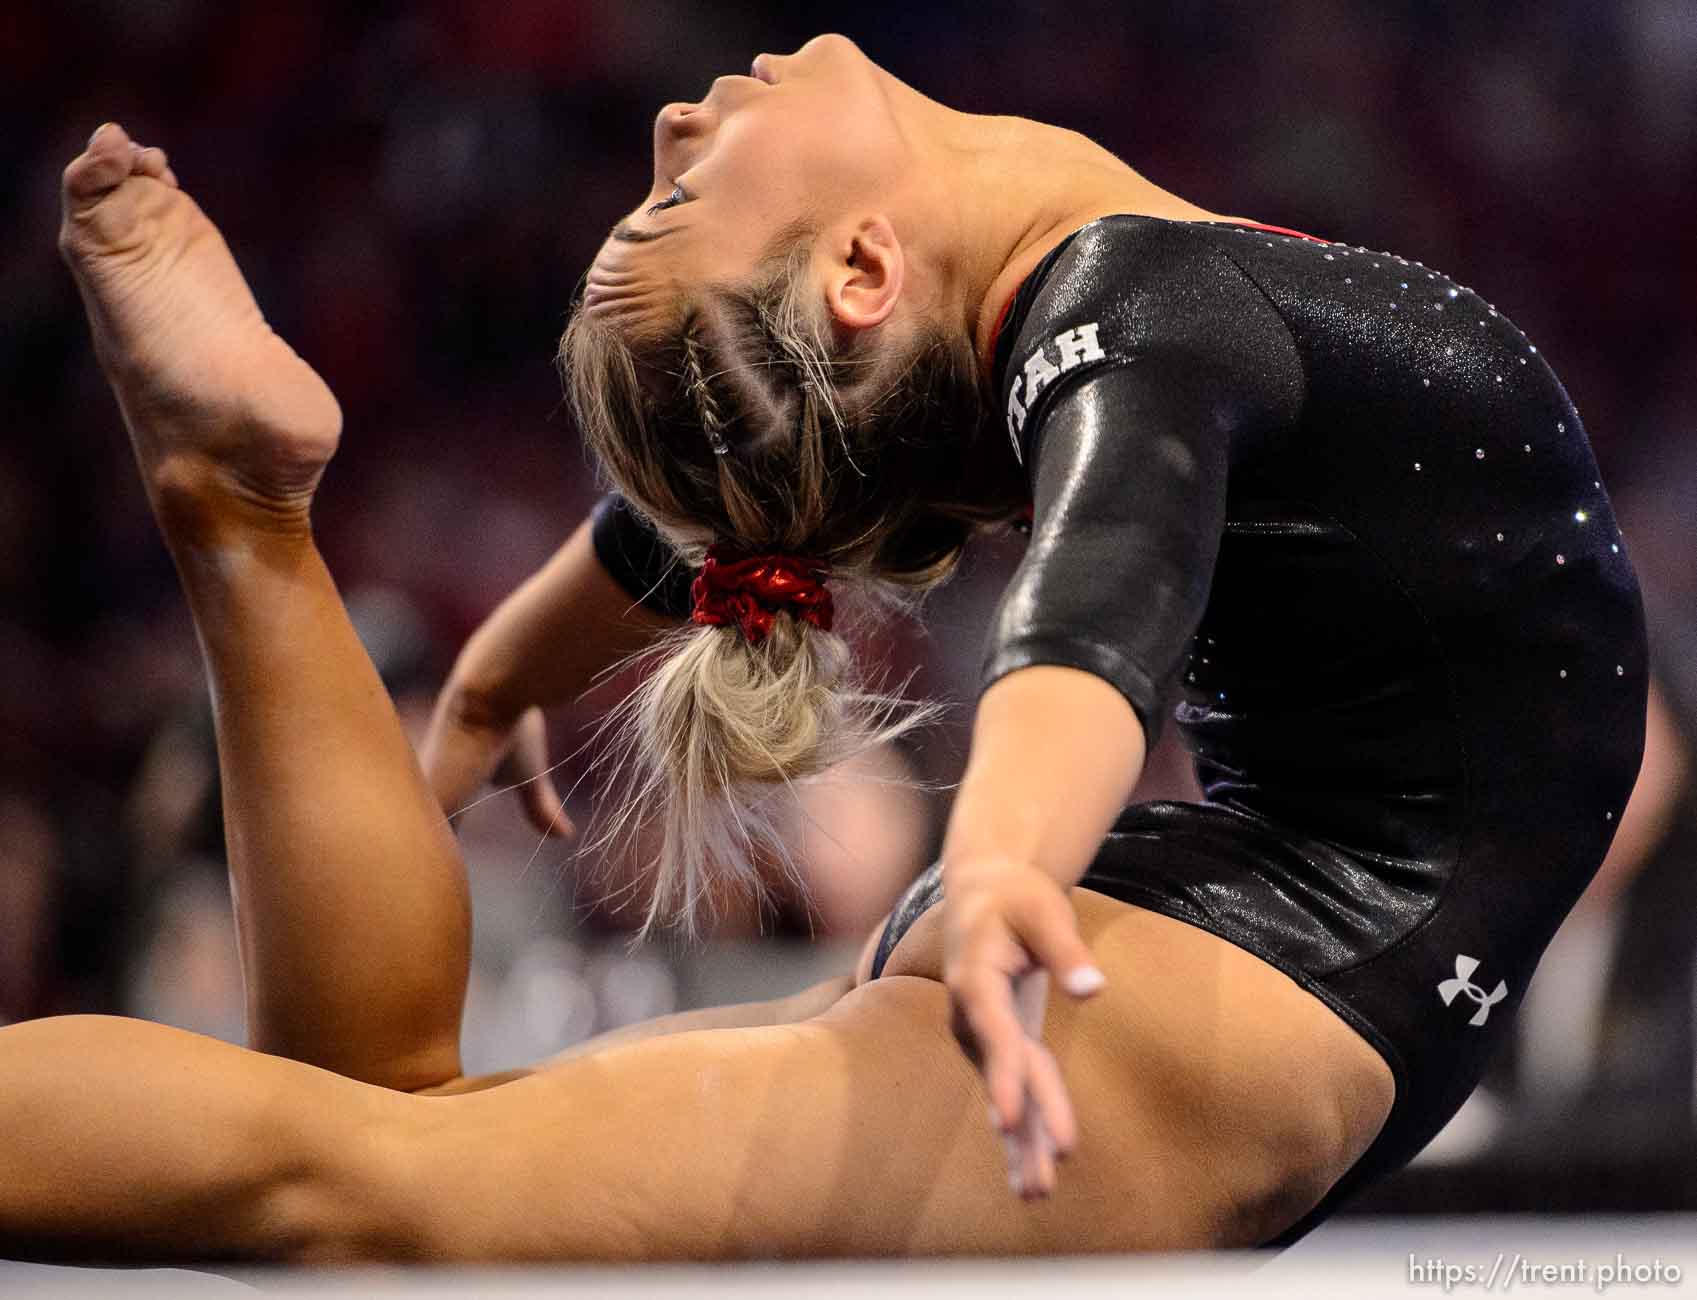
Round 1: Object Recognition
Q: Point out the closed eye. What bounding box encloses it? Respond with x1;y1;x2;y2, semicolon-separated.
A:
646;184;688;216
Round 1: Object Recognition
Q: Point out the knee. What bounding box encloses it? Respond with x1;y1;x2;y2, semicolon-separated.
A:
1223;1136;1342;1247
1219;1065;1393;1246
268;1105;442;1263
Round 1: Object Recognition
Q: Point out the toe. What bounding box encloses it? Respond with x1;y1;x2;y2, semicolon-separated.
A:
135;146;171;180
63;122;138;207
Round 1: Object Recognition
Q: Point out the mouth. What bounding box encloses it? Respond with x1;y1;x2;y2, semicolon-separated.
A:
750;54;778;85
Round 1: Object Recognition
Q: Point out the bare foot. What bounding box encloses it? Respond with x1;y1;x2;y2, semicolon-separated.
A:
58;123;341;532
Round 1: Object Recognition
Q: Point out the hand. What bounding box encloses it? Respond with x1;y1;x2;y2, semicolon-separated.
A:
943;859;1105;1199
420;689;574;840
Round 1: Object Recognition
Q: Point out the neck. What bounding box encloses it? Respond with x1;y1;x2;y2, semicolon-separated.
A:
888;91;1237;380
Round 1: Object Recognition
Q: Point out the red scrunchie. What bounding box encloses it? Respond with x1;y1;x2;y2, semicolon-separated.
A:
690;547;834;645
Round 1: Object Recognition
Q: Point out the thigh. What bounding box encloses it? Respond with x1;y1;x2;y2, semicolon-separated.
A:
402;893;1393;1259
875;887;1397;1239
405;975;1222;1259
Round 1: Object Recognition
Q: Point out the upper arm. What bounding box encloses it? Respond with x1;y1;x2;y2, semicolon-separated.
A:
984;365;1232;746
589;492;694;621
982;229;1304;744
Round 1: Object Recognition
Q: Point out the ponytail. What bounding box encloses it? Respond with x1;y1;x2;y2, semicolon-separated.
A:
562;223;1011;935
587;607;934;938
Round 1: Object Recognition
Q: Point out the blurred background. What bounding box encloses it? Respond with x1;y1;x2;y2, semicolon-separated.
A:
2;0;1695;1226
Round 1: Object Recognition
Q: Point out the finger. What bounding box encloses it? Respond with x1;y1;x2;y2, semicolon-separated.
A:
420;711;507;814
507;709;574;839
63;123;137;206
1010;888;1105;1000
521;775;574;840
1001;1079;1055;1199
1011;968;1049;1040
1022;1037;1079;1155
950;972;1022;1123
1016;1096;1056;1199
953;967;1032;1130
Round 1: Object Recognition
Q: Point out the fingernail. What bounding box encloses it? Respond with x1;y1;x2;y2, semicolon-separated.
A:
1064;966;1106;996
88;123;115;149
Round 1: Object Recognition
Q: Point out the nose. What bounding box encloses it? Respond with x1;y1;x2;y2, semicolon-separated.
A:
703;73;764;109
796;32;862;60
653;99;712;169
657;100;707;130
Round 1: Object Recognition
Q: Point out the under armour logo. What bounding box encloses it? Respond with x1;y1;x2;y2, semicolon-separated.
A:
1437;954;1508;1027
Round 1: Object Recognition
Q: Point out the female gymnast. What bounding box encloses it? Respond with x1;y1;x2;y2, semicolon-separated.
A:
20;33;1643;1262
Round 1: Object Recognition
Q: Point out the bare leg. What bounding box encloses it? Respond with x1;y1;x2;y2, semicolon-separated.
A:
0;1016;409;1264
0;894;1389;1262
59;126;469;1089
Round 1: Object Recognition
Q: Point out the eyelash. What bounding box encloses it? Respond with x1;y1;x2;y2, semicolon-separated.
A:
646;184;688;216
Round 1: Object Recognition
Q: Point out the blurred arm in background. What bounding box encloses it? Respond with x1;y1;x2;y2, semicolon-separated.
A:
420;513;681;837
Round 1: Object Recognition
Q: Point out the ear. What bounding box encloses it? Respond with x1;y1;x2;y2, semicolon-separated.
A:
822;215;905;333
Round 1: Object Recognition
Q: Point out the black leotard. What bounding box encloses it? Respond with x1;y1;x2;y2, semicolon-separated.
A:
590;214;1648;1245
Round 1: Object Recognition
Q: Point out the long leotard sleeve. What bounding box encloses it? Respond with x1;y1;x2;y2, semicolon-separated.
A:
981;221;1305;747
587;222;1305;732
588;492;694;620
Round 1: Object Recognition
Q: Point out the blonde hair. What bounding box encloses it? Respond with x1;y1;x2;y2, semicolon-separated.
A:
560;226;1022;936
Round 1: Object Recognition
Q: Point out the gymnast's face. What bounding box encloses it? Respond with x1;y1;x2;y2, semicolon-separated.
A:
583;34;915;325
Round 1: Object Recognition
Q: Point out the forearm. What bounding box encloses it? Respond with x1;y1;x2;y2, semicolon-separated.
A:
168;514;469;1089
943;666;1146;889
447;516;680;719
